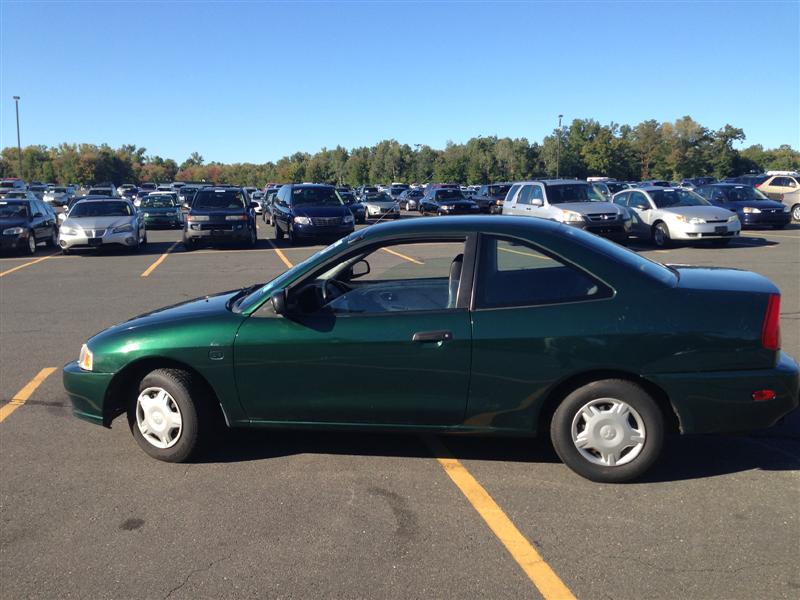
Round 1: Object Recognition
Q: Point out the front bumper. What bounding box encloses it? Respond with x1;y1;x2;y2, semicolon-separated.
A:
648;352;800;434
670;220;741;240
292;222;355;239
439;206;481;215
365;207;400;217
59;229;138;250
1;232;28;250
144;214;182;228
63;361;115;426
740;212;791;228
184;222;253;243
571;219;631;240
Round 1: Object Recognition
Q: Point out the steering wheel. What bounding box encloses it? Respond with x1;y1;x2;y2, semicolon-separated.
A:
321;279;350;304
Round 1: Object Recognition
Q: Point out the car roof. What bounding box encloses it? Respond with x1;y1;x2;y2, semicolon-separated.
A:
289;183;334;188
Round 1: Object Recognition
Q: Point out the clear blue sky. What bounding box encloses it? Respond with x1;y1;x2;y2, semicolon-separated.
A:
1;1;798;164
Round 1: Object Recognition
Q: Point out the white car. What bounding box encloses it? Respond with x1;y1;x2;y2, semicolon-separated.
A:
612;186;740;247
362;192;400;219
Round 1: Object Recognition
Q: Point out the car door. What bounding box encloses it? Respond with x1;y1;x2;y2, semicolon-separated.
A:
627;191;654;236
233;237;475;426
30;198;50;241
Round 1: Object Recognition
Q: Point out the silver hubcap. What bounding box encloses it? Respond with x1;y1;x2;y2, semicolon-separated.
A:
793;206;800;221
571;398;646;467
654;227;665;245
136;387;183;449
28;235;36;252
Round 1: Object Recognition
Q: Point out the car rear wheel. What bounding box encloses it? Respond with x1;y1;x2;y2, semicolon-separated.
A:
128;369;204;462
550;379;664;483
46;228;58;248
652;222;671;248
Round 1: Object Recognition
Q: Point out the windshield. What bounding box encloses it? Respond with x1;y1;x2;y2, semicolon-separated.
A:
339;192;355;203
53;187;68;193
720;186;768;201
70;202;133;217
390;186;408;194
193;189;246;210
547;184;605;204
488;184;511;197
365;192;392;203
0;202;29;218
1;192;27;199
291;187;343;206
606;183;626;194
141;196;177;208
436;189;465;200
650;189;709;208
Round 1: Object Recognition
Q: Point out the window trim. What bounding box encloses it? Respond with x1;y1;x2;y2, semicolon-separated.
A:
469;233;616;312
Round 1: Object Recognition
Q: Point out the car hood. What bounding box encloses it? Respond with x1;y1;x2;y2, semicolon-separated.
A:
658;205;733;219
725;200;786;210
554;201;623;215
292;205;350;217
0;218;29;229
111;290;238;332
63;215;134;229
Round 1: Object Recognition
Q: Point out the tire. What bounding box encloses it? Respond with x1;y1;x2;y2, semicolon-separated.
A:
25;231;37;255
550;379;664;483
652;222;671;248
46;228;58;248
248;226;257;248
287;224;296;246
61;247;70;256
274;220;284;240
128;368;208;462
792;204;800;222
183;238;197;251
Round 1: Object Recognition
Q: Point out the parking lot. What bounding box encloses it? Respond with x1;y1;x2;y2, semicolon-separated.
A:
1;214;799;600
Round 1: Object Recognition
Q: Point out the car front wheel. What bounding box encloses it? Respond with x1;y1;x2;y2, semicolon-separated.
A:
792;204;800;222
128;369;204;462
652;222;671;248
550;379;664;483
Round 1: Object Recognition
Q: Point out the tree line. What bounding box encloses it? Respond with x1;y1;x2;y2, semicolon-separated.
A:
1;116;798;188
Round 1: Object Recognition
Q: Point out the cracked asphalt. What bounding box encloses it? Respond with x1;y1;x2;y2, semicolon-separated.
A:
1;215;798;599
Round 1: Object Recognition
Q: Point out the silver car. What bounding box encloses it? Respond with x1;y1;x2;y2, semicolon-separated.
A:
502;180;632;242
363;192;400;219
59;199;146;254
43;186;76;207
612;186;740;247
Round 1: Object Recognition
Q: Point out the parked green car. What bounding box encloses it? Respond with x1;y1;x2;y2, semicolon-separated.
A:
63;216;799;482
138;193;182;229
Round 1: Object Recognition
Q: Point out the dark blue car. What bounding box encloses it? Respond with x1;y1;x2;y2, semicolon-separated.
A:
272;184;355;245
696;183;791;229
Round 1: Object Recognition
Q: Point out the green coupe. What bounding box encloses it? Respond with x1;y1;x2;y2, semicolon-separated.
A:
63;216;799;482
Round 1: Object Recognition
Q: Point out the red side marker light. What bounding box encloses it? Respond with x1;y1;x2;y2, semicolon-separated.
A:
752;390;776;402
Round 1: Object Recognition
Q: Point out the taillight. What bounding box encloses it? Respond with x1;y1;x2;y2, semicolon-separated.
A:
761;294;781;351
754;183;762;188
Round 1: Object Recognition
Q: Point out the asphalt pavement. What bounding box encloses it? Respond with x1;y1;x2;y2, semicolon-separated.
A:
1;215;798;599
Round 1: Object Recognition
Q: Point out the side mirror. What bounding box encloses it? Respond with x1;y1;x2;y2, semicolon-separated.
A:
531;199;543;207
271;289;288;315
58;213;67;222
33;212;43;218
351;259;370;279
182;203;190;210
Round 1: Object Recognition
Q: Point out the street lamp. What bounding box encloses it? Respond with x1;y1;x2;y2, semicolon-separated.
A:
13;96;22;179
556;114;563;179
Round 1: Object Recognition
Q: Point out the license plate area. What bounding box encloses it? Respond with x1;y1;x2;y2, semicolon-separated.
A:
88;238;102;246
714;226;726;233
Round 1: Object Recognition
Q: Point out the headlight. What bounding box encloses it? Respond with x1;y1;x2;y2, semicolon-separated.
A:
293;216;311;225
742;207;761;214
225;215;247;221
727;214;739;222
2;227;24;235
689;217;706;225
562;210;584;223
187;215;209;221
142;212;150;217
112;223;133;233
59;226;77;235
442;205;455;210
342;214;354;224
78;344;93;371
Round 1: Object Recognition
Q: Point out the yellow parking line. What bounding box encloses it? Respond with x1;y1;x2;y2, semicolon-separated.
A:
0;368;57;423
140;241;180;277
0;252;58;278
382;247;424;264
425;436;576;600
267;239;294;268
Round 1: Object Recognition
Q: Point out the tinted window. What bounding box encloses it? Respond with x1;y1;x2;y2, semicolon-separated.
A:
546;184;604;204
291;187;342;206
71;202;133;217
141;196;177;208
488;184;511;198
475;237;612;309
649;189;708;208
517;186;532;205
613;192;629;206
629;192;650;209
193;189;247;210
718;186;769;201
435;189;465;200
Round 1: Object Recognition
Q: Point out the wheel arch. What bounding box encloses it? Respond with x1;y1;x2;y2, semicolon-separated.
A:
102;356;228;428
535;369;681;437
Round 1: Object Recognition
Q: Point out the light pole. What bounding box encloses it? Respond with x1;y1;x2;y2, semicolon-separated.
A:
13;96;22;179
556;114;563;179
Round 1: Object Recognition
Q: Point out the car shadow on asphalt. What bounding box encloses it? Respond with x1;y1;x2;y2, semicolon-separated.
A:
625;236;779;252
200;413;799;483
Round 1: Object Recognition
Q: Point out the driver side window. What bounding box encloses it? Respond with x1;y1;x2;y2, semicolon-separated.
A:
322;240;468;315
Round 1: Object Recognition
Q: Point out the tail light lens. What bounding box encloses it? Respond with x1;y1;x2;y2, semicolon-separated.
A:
755;183;762;188
761;294;781;351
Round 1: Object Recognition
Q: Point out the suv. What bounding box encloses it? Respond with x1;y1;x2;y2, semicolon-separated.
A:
183;187;258;250
502;180;631;241
88;185;119;197
272;184;355;245
472;183;513;214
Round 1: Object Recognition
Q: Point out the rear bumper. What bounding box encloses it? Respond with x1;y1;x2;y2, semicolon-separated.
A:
648;352;800;434
63;361;115;426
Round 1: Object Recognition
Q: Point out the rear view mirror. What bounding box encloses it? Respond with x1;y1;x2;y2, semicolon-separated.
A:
271;289;287;315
